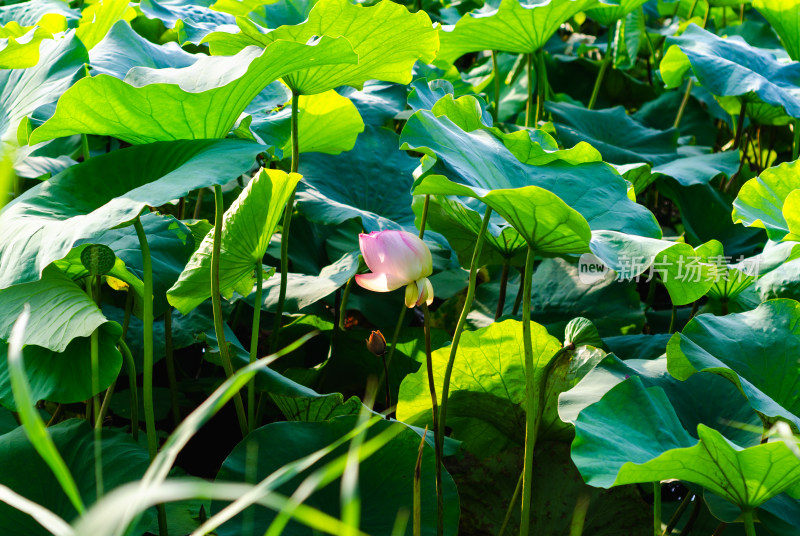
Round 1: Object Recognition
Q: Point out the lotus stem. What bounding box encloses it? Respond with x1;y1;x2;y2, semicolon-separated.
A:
569;488;592;536
496;258;511;320
520;245;536;536
96;378;116;429
338;277;354;331
653;482;662;536
118;339;138;441
133;215;169;536
211;185;249;438
248;261;263;432
413;427;427;536
436;206;492;484
525;53;534;127
164;308;180;427
421;302;443;536
793;120;799;161
492;50;501;123
662;493;694;536
668;305;678;334
535;48;548;122
674;80;693;129
733;101;747;149
498;472;523;536
88;275;103;498
192;188;204;219
588;26;615;110
271;91;300;353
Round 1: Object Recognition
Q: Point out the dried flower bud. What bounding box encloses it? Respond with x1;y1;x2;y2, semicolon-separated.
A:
365;330;387;356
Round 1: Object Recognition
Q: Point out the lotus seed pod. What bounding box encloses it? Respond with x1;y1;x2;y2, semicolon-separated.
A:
80;244;116;276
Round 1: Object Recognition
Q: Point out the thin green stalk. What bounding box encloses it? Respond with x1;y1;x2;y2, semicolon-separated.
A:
668;305;678;334
674;80;694;129
81;134;90;162
687;0;699;18
338;277;354;331
89;275;103;498
118;339;138;442
271;91;300;353
662;493;694;536
492;50;501;123
588;28;615;110
512;271;524;316
535;48;547;123
525;52;534;127
248;261;263;432
211;185;248;438
498;472;523;536
436;206;492;488
495;258;511;320
569;488;592;536
192;188;205;219
164;308;180;427
733;101;747;149
793;120;799;161
519;245;536;536
96;378;116;428
413;427;427;536
654;482;662;536
421;303;443;536
133;216;168;536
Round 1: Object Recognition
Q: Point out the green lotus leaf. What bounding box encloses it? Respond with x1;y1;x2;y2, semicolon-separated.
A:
0;266;108;352
589;230;717;305
400;101;660;239
754;0;800;61
0;322;121;409
0;0;79;27
667;299;800;429
585;0;648;26
295;126;417;232
205;0;439;95
569;377;800;512
397;319;561;458
29;37;357;145
89;20;199;78
694;240;755;300
660;24;800;119
168;168;301;315
0;139;264;289
0;420;151;535
74;0;134;51
436;0;598;64
651;150;739;187
0;32;86;143
242;89;365;156
139;0;235;44
0;25;56;69
559;356;762;448
213;416;460;536
246;0;316;28
756;258;800;302
733;159;800;242
546;101;680;166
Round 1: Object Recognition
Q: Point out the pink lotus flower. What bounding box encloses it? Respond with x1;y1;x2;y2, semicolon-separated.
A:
355;230;434;308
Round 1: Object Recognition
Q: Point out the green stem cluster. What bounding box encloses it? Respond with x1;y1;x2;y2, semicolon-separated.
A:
519;246;536;536
248;261;264;432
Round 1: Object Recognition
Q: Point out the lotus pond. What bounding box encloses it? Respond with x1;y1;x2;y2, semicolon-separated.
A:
2;0;800;535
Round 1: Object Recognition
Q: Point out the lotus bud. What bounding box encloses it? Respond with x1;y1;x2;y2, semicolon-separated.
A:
365;330;387;356
354;230;435;308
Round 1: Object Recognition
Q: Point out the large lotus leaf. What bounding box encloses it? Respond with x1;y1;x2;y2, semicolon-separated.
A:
0;266;108;352
213;416;460;536
246;0;317;28
88;20;199;78
546;101;680;166
570;377;800;511
589;230;717;305
0;32;86;143
0;24;58;69
0;322;121;409
205;0;438;95
756;258;800;302
660;24;800;119
295;126;417;232
74;0;135;51
436;0;598;63
400;105;661;239
253;250;359;313
558;356;762;448
733;159;800;242
243;89;364;156
651;150;739;187
753;0;800;61
397;319;561;458
337;80;407;127
168;169;300;315
667;299;800;430
0;419;151;535
140;0;235;44
0;139;263;289
28;37;357;145
585;0;648;27
0;0;79;27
